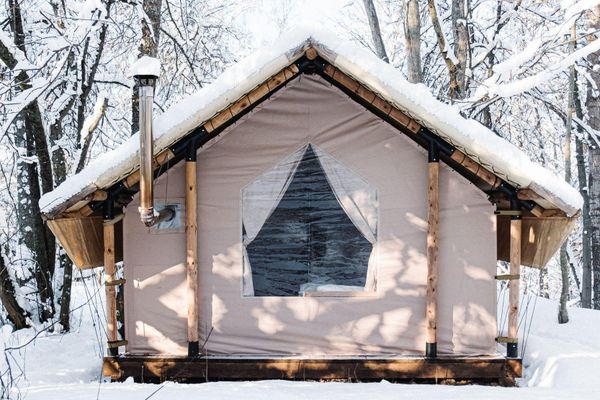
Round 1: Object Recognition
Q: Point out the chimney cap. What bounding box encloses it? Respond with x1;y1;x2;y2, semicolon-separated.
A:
132;55;161;80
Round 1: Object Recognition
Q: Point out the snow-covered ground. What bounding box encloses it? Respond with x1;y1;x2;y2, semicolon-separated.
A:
2;279;600;399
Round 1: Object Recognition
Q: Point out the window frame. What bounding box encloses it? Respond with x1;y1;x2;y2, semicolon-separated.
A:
240;143;379;298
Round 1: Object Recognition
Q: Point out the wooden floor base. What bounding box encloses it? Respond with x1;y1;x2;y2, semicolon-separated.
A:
103;355;521;385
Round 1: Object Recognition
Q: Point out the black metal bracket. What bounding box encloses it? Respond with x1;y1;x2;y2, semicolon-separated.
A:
426;342;437;358
188;341;199;358
171;127;206;160
295;56;325;75
186;136;198;162
507;342;519;358
420;128;454;161
497;182;535;220
428;140;439;163
103;196;114;220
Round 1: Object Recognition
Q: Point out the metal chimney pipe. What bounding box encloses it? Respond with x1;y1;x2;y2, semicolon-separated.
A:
133;58;176;227
137;78;157;226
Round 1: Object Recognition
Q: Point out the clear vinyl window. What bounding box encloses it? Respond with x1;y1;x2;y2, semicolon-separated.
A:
242;144;378;297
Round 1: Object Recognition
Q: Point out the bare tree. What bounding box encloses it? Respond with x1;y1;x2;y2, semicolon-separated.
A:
427;0;460;99
559;23;577;323
451;0;469;98
586;7;600;309
3;0;55;321
574;81;592;308
0;254;28;329
404;0;422;83
132;0;163;135
362;0;389;62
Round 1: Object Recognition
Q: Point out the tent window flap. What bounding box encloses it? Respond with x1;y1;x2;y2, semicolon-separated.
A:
242;144;378;297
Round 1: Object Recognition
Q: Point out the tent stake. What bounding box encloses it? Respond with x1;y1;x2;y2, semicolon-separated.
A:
426;141;439;358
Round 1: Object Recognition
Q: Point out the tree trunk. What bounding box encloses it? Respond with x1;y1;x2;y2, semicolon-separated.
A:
451;0;470;98
571;66;592;308
586;7;600;309
404;0;422;83
0;254;29;330
427;0;460;99
6;0;55;321
362;0;389;63
58;255;72;331
132;0;163;135
559;24;577;323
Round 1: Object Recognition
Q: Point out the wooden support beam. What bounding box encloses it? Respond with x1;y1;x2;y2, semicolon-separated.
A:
507;217;522;358
103;356;522;385
449;150;501;189
185;159;199;357
103;220;119;356
426;159;439;358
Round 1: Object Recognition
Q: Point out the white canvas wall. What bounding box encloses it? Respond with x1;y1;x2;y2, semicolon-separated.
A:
124;75;497;356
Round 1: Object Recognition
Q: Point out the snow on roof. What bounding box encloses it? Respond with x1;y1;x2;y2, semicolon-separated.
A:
131;55;161;78
40;27;583;217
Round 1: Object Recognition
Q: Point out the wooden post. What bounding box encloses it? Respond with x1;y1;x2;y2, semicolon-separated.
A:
103;218;118;356
507;216;522;358
186;150;199;357
426;142;439;358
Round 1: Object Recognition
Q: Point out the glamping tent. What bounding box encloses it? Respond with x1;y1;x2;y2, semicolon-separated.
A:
40;29;582;384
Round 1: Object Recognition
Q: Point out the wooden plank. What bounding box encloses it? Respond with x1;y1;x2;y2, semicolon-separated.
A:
229;95;251;117
508;219;521;344
497;215;577;268
47;216;105;269
450;150;500;189
266;68;291;91
245;81;271;105
426;162;439;352
185;161;199;346
103;221;118;347
494;274;520;281
60;204;95;219
517;189;544;202
305;47;318;60
103;356;521;384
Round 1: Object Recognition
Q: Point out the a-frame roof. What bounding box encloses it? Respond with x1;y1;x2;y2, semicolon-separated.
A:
39;28;582;219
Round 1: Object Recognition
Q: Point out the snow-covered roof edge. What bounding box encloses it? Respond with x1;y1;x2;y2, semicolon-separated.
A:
40;26;583;217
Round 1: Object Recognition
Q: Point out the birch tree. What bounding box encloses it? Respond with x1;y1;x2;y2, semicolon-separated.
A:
404;0;422;83
587;6;600;310
362;0;389;62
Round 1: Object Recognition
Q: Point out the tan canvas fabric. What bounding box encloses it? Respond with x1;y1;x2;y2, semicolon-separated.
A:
124;75;497;356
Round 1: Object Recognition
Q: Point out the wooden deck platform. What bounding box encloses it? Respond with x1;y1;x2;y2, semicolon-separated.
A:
103;355;522;385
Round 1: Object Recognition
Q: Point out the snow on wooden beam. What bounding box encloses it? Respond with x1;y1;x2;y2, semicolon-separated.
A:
322;64;421;134
202;64;300;134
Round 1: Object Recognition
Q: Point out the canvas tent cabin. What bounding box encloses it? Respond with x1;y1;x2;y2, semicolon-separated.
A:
40;29;582;384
